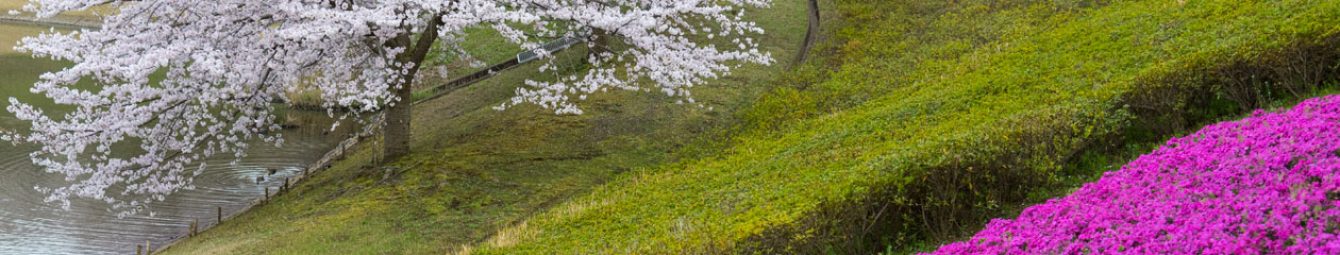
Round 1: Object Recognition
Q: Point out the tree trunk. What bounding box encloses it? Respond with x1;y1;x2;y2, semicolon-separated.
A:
382;70;414;161
589;28;610;62
382;15;444;161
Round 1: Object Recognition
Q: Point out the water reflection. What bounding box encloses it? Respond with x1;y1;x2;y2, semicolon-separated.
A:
0;109;355;254
0;21;359;254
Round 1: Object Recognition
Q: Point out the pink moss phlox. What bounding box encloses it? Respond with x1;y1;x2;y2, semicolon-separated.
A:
926;95;1340;254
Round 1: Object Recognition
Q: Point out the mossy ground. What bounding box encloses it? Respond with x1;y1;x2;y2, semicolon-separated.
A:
157;0;810;254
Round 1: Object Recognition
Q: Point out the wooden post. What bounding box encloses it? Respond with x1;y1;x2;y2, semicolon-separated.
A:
283;178;290;192
136;245;142;255
217;206;223;224
190;218;199;237
264;187;270;203
145;240;151;255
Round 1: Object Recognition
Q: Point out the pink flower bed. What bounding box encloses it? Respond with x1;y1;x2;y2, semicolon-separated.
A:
927;95;1340;254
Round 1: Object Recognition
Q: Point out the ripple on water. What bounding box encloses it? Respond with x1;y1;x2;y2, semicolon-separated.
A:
0;115;352;254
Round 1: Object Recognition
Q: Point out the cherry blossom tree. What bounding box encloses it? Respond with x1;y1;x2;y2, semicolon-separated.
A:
4;0;772;214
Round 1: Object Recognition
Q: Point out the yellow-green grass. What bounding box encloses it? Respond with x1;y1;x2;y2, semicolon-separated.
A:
158;0;810;254
465;0;1340;254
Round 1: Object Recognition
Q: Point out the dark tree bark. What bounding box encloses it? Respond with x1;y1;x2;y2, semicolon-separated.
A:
589;28;611;61
383;14;444;161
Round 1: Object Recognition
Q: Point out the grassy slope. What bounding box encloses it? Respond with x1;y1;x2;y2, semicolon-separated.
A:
417;28;522;86
467;0;1340;254
158;0;809;254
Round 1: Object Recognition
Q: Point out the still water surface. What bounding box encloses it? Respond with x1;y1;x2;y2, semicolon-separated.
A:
0;23;351;254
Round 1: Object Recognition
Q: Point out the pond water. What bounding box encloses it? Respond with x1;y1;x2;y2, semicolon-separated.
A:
0;23;352;254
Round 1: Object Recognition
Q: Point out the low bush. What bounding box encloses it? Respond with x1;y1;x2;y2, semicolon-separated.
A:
928;95;1340;254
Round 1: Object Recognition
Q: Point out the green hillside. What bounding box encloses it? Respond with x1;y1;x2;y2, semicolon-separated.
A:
466;0;1340;254
164;0;1340;254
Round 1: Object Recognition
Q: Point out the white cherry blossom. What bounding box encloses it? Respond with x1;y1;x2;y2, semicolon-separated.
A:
5;0;771;215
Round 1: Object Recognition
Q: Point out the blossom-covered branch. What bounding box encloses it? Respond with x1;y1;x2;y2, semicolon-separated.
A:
5;0;771;214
